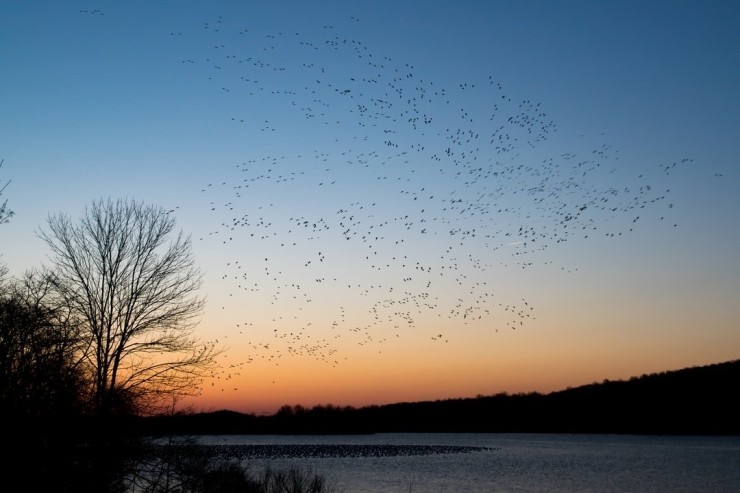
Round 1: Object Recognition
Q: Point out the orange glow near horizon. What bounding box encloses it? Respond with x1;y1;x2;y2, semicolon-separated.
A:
175;243;740;417
184;290;740;415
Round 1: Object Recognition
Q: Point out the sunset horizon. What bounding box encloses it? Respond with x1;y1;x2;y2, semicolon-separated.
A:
3;1;739;420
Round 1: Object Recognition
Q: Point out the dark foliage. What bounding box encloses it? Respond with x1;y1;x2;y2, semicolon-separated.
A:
142;360;740;436
0;289;85;418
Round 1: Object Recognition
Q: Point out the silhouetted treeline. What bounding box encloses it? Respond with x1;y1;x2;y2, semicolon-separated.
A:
139;359;740;436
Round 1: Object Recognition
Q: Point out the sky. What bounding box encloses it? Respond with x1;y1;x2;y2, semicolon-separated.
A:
1;0;739;415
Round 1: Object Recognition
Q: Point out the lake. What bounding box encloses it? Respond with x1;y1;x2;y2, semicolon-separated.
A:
191;433;740;492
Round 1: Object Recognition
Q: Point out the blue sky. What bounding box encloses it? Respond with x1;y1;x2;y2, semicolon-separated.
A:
2;1;739;413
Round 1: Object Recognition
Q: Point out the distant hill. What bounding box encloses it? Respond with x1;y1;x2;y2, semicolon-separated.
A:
140;359;740;435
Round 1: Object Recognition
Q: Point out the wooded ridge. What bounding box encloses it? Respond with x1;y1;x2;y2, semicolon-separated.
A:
139;359;740;435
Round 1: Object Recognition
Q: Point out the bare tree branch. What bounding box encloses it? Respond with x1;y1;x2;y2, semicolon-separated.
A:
0;158;13;225
39;198;220;416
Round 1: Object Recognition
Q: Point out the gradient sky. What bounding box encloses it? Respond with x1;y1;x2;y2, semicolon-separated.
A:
2;1;739;415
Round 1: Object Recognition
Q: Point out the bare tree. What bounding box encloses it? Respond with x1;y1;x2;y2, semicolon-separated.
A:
39;198;219;416
0;158;13;224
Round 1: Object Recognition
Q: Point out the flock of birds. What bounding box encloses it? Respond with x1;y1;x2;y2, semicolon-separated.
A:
82;10;693;390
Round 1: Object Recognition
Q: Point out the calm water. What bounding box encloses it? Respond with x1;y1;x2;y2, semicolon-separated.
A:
193;433;740;492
